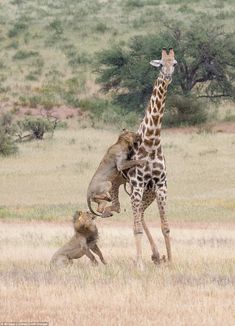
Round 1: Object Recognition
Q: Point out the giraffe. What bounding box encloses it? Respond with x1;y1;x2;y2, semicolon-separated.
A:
127;48;177;270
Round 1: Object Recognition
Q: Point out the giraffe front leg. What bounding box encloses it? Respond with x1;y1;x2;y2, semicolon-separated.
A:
156;187;172;262
131;187;144;271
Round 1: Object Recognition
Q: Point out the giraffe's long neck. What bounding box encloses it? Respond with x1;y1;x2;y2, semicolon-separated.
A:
138;74;170;149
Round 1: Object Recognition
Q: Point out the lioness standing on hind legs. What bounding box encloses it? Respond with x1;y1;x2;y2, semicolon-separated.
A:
87;129;145;217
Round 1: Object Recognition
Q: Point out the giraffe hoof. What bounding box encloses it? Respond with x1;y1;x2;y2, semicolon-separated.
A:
160;255;167;263
151;254;160;265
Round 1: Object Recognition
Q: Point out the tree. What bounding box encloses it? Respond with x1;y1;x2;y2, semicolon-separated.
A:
0;113;18;156
96;15;235;113
21;117;52;140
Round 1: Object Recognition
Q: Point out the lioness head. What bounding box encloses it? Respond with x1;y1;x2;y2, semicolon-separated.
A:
73;210;97;234
118;129;140;146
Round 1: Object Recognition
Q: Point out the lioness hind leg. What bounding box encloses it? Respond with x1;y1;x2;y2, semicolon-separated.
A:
101;179;122;217
85;249;98;265
94;181;112;202
93;193;112;202
91;244;107;265
50;255;72;269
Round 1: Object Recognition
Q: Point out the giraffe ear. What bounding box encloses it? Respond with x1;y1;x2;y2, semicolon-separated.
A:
150;60;162;68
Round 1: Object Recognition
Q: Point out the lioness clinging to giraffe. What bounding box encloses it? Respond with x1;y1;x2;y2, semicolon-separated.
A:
87;129;145;217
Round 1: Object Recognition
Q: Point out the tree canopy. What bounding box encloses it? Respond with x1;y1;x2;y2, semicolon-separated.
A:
96;16;235;112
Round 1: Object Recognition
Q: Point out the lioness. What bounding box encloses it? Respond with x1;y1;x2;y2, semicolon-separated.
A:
87;129;144;217
50;211;106;268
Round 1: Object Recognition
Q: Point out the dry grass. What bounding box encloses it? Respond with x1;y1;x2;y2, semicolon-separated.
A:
0;221;235;326
1;128;234;325
0;128;235;222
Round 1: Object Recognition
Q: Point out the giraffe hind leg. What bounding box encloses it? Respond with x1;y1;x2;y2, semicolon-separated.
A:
141;190;161;264
156;187;172;262
131;187;145;270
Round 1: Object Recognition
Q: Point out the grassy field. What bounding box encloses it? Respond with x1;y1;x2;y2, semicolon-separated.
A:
1;0;234;323
0;221;235;325
0;128;234;222
0;127;235;324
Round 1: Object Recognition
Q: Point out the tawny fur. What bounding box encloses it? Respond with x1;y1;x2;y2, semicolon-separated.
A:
50;211;106;268
87;129;145;217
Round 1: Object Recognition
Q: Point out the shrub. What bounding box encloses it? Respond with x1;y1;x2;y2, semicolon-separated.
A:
25;73;39;81
0;131;18;156
13;50;39;60
22;117;52;139
224;109;235;122
19;95;41;108
164;95;208;127
79;98;109;116
49;19;63;35
0;112;14;134
8;22;27;38
125;0;144;8
0;113;18;156
95;22;108;33
79;98;139;128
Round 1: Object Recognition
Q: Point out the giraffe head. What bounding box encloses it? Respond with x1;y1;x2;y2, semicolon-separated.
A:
150;48;177;80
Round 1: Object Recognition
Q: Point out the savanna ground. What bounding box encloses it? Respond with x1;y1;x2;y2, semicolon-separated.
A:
0;128;235;325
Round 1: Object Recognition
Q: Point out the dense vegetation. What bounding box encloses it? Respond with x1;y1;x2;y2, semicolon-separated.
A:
96;16;235;125
0;112;59;156
0;0;234;127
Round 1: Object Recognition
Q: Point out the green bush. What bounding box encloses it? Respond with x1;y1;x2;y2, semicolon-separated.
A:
79;98;139;128
22;117;52;139
0;113;18;156
79;98;109;116
95;22;108;33
49;19;64;35
125;0;144;8
25;73;39;81
13;50;39;60
0;112;14;134
8;21;27;38
164;95;208;127
0;131;18;156
224;109;235;122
